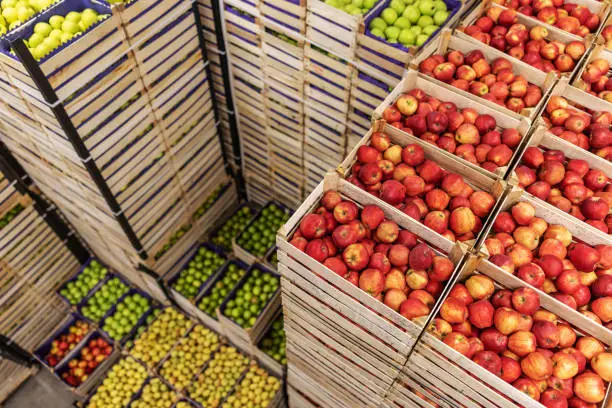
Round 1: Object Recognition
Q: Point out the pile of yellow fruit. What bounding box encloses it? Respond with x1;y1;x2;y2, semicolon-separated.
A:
0;0;59;34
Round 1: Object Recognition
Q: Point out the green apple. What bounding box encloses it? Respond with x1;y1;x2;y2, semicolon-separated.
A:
433;9;448;25
418;0;435;16
433;0;447;10
370;27;385;38
17;6;34;21
49;15;64;30
417;15;433;27
65;11;80;23
416;33;429;45
43;36;59;49
403;5;420;23
381;7;397;25
49;29;62;41
61;20;79;34
390;0;404;14
2;8;18;24
370;17;387;31
364;0;375;8
423;24;438;35
384;25;400;41
28;32;44;48
410;25;422;36
398;28;416;45
394;16;411;29
33;22;52;36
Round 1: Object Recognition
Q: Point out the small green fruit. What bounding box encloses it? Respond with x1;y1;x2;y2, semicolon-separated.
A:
28;32;44;48
398;28;416;45
416;33;429;46
423;24;438;35
370;27;385;38
410;25;422;35
381;7;398;25
61;20;80;34
417;15;433;28
403;5;420;23
370;16;387;31
433;9;449;25
33;22;52;36
384;25;400;40
394;16;411;29
418;0;436;16
390;0;405;14
49;15;64;29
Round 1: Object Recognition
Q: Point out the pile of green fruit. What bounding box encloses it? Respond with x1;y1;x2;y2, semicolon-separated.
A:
25;9;109;60
197;262;247;319
259;316;286;365
267;250;278;268
159;325;219;390
124;308;161;349
187;346;249;407
369;0;450;47
0;0;59;34
222;365;281;408
86;357;147;408
59;260;108;305
193;184;225;220
81;277;129;322
130;378;178;408
236;204;289;257
102;293;150;341
129;308;191;368
171;247;225;300
223;268;279;328
155;224;192;260
323;0;377;16
211;206;254;251
0;203;23;229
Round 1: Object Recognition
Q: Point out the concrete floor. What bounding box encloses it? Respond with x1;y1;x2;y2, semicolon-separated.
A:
4;368;76;408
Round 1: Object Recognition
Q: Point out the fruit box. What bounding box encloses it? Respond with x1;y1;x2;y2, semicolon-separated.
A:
225;5;262;37
271;171;305;211
98;289;156;346
54;330;120;396
304;118;347;163
193;180;239;235
410;29;557;121
456;1;593;78
572;44;612;108
261;0;307;34
252;308;284;378
261;28;305;77
282;297;393;407
0;0;127;104
114;0;193;48
338;119;508;251
57;258;112;307
233;201;294;265
357;0;466;81
166;243;228;317
408;256;612;408
276;175;468;377
383;374;439;408
305;0;377;61
305;79;350;117
505;124;612;236
305;43;354;94
286;365;354;408
373;69;535;181
478;186;612;344
217;263;282;346
34;313;91;371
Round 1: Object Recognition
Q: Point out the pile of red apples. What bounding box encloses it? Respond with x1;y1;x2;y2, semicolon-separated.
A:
578;58;612;103
515;146;611;232
418;50;544;112
383;88;523;172
291;192;456;320
347;137;496;241
492;0;601;37
541;96;612;159
486;201;612;326
432;273;611;406
61;337;112;387
464;7;586;74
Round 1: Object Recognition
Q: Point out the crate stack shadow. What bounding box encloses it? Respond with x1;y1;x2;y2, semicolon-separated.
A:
0;0;234;283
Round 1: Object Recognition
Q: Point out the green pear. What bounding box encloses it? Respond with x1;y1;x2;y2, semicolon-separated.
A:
390;0;405;14
416;33;429;45
49;15;63;29
381;7;397;25
370;27;385;38
61;20;80;34
370;17;387;31
409;25;422;35
28;32;44;47
2;8;18;24
433;9;448;25
33;21;52;36
398;28;416;45
423;24;438;35
418;0;435;16
65;11;81;23
384;25;400;40
403;5;420;23
394;16;411;29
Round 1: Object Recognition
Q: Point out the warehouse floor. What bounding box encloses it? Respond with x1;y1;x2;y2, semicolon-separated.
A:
5;368;75;408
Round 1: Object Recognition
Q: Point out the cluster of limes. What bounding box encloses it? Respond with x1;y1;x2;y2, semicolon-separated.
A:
223;268;279;328
81;278;129;322
259;316;286;365
212;206;254;251
236;204;289;257
102;293;150;341
172;247;225;299
197;262;247;319
60;260;108;305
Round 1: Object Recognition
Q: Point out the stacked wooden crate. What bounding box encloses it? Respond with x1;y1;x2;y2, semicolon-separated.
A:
0;168;78;400
0;0;230;279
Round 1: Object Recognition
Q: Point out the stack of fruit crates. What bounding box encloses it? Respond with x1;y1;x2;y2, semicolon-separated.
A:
0;0;230;281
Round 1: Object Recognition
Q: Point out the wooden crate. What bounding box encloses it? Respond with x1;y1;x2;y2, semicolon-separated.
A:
287;384;321;408
225;4;263;37
406;255;612;407
305;43;354;93
0;0;128;104
224;0;260;20
411;30;557;121
304;117;346;162
276;176;469;377
456;2;592;78
356;0;467;83
305;0;373;60
374;70;535;180
477;186;612;344
261;0;307;34
338;122;508;251
286;365;350;408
